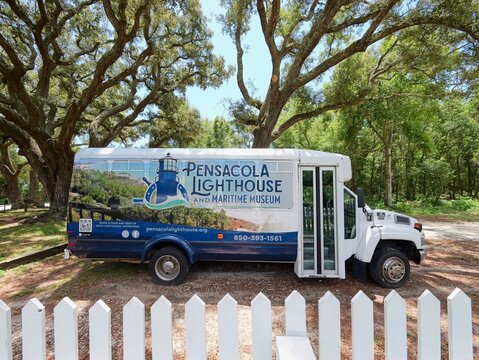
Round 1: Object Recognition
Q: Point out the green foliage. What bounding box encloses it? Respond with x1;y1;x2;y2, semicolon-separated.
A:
368;197;479;221
71;262;139;286
450;199;478;211
114;206;229;229
414;159;453;204
205;117;246;148
148;98;204;148
274;43;479;207
220;0;479;147
71;168;230;229
0;0;232;215
72;170;144;208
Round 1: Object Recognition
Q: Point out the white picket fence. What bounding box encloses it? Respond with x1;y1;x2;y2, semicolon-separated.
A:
0;288;474;359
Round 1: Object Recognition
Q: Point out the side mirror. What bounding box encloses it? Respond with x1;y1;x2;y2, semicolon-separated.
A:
357;188;365;208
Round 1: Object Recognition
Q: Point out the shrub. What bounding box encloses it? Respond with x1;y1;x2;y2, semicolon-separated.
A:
450;199;477;211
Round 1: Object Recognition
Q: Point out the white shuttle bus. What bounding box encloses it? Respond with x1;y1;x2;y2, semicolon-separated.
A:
66;148;426;288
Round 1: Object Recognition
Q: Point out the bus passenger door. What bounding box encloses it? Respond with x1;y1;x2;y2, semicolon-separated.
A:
297;167;338;277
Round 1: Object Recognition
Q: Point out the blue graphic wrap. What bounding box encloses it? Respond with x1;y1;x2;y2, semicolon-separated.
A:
67;220;298;263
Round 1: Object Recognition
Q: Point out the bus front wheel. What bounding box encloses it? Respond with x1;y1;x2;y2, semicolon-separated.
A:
148;247;189;286
369;248;410;288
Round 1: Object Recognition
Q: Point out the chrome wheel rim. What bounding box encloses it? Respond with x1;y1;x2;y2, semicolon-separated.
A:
155;255;180;281
382;257;406;283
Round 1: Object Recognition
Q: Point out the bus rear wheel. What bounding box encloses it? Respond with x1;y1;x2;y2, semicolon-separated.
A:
369;248;410;288
149;247;189;286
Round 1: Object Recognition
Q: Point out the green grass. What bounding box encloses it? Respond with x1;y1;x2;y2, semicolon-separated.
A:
0;212;65;261
0;209;49;218
13;277;71;299
369;198;479;221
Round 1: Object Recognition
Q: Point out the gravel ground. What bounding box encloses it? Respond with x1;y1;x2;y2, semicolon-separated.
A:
422;220;479;241
0;221;478;359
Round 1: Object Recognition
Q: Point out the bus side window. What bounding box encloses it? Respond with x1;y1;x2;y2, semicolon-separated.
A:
344;189;356;239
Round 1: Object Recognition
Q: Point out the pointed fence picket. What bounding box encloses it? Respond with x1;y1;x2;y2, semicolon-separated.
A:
151;296;173;360
218;294;239;360
54;297;79;360
89;300;112;360
384;290;407;360
123;297;145;360
351;291;374;360
1;288;475;359
185;294;206;360
22;298;46;360
284;290;307;337
318;291;340;360
0;300;12;360
418;289;441;360
251;292;272;360
448;288;473;360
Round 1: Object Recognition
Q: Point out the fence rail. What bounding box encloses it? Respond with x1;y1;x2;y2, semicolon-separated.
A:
0;288;474;360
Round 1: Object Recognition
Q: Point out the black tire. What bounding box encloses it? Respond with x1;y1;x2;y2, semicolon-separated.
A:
148;246;189;286
369;248;410;288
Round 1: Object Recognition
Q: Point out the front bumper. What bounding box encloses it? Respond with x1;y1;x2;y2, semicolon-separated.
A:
418;249;426;263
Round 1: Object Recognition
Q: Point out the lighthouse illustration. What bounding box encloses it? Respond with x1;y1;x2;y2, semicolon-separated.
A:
134;153;189;210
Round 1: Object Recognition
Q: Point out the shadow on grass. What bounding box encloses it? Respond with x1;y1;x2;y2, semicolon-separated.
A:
0;209;49;221
50;261;145;300
0;221;65;261
3;258;141;301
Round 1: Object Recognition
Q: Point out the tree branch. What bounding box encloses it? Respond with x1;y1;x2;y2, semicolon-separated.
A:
280;0;319;56
89;79;138;135
257;0;279;57
0;32;27;75
272;91;447;141
285;0;348;87
234;14;262;111
291;4;460;92
327;10;381;34
59;0;147;146
4;0;34;29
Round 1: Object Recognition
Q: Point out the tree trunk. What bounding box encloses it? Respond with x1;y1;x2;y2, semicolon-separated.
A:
252;118;277;148
0;141;24;209
19;144;74;220
47;148;74;220
252;101;285;148
38;187;48;207
405;147;414;200
384;145;393;207
369;157;376;197
2;175;22;209
456;156;462;197
27;170;41;207
466;156;473;197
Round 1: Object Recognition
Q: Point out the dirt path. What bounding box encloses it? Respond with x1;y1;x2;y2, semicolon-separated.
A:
422;220;479;241
0;220;478;359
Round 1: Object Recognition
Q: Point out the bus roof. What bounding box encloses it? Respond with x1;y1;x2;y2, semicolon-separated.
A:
75;148;352;181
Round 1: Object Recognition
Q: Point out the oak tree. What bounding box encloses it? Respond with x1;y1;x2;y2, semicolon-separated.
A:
221;0;479;147
0;0;229;218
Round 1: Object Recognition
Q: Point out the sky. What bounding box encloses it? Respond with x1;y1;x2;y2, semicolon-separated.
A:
185;1;271;120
